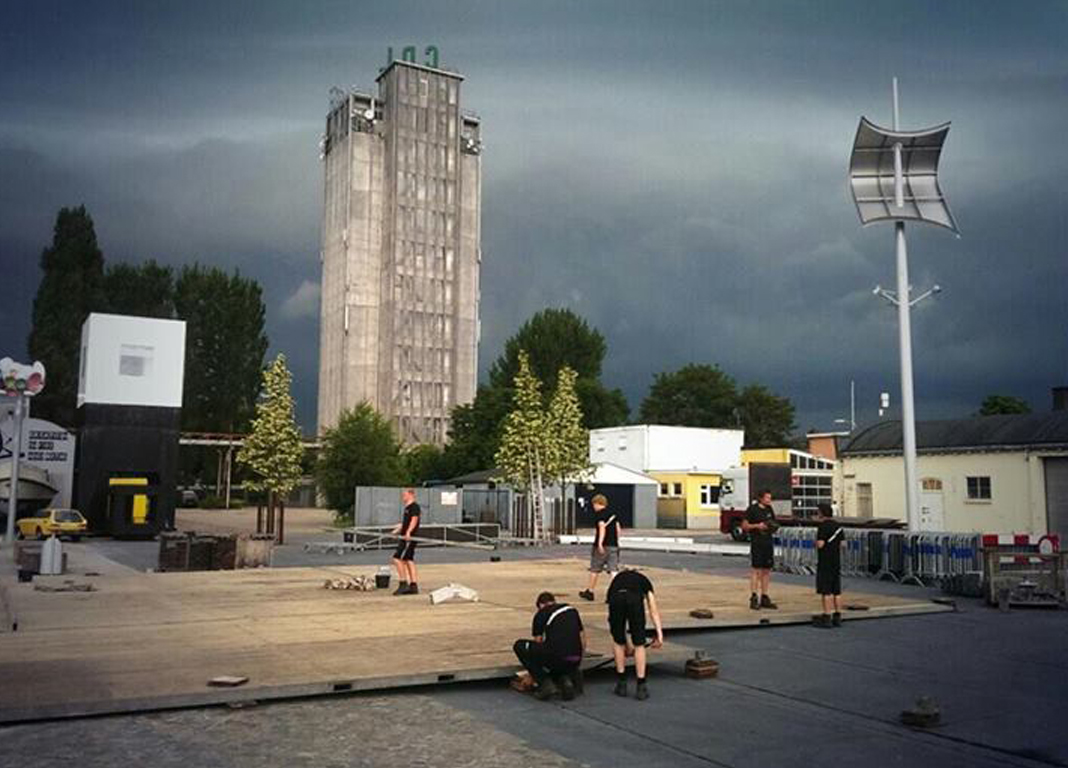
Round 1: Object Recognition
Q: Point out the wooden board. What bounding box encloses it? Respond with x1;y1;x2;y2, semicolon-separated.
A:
0;559;949;722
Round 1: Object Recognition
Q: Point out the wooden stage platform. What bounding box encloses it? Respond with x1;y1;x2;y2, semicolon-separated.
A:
0;558;950;723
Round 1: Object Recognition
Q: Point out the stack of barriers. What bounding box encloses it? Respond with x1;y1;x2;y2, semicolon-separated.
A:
773;528;985;591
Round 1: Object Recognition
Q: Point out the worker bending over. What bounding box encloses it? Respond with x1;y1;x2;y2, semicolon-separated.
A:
607;567;663;701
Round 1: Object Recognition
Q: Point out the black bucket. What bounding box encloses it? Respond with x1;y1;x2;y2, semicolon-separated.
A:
375;572;391;589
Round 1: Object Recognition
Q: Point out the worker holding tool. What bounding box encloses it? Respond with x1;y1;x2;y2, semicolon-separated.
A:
513;591;586;701
607;567;663;701
813;502;844;628
391;488;421;595
579;494;621;601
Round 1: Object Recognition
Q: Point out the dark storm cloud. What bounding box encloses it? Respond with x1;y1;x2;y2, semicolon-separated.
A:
1;1;1065;432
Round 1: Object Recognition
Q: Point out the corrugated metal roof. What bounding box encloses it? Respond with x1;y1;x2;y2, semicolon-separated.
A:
842;412;1068;456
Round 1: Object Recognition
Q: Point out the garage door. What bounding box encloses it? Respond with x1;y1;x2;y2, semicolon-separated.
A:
1044;457;1068;538
575;484;635;528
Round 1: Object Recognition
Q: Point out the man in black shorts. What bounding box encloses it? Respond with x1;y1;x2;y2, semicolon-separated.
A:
814;503;843;628
606;568;663;701
391;488;421;595
513;591;586;700
579;494;621;601
743;490;777;609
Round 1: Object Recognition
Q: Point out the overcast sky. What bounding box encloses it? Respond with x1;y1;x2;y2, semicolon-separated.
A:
2;1;1066;434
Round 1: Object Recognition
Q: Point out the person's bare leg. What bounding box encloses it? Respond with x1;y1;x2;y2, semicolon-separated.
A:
833;594;841;612
821;595;831;614
760;569;771;595
634;644;647;679
392;557;405;582
586;571;599;591
613;643;627;673
749;568;759;594
405;560;418;585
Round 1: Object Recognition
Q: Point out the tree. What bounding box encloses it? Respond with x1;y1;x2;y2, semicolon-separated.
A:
544;366;591;498
735;384;796;448
403;443;452;485
487;308;629;430
495;351;549;500
27;206;106;427
237;354;304;517
175;264;268;433
442;384;514;475
639;364;738;427
102;260;175;318
316;403;406;522
978;394;1031;416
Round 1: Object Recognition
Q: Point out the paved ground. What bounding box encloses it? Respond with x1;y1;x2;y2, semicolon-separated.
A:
6;516;1067;767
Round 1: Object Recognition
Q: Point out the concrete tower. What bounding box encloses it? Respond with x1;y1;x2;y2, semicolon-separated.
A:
318;60;481;445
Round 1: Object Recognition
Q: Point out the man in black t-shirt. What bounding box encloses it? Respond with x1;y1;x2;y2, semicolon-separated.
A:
391;488;421;595
513;591;586;700
743;490;778;610
814;502;843;628
606;568;663;701
579;494;621;601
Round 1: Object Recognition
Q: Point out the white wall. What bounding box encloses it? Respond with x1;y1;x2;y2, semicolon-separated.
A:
78;313;186;409
840;450;1067;534
589;425;744;473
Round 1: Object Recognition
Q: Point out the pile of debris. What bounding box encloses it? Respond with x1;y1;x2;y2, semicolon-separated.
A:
323;575;377;591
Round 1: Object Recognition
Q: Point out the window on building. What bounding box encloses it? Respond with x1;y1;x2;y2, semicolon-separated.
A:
966;476;992;501
659;483;669;497
673;482;683;497
699;484;720;508
119;344;153;377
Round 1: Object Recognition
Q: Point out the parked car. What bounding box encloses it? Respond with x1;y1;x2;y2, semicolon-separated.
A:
16;508;88;541
180;489;200;508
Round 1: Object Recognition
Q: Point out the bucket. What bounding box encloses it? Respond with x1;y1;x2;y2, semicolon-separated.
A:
375;570;391;589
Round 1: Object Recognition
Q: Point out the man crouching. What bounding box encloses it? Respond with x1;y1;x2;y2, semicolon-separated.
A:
513;591;586;701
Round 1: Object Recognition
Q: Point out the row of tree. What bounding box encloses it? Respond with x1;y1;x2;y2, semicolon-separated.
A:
27;206;268;433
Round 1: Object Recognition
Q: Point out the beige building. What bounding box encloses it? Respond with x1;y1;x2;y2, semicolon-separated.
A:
318;60;481;444
839;412;1068;536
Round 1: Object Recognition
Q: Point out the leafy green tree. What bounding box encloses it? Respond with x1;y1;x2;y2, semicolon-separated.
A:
736;383;796;448
545;366;591;497
978;394;1031;416
237;354;304;509
403;443;452;485
175;264;268;433
639;364;738;427
316;403;405;521
495;350;549;493
442;384;514;475
487;308;628;430
102;260;175;318
27;206;106;426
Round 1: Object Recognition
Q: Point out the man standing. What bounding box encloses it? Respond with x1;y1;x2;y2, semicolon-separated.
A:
391;488;421;595
579;494;620;601
513;591;586;701
814;502;844;628
742;489;777;610
606;568;663;701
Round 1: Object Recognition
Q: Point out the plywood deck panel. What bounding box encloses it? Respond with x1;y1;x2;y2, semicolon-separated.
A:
0;559;949;722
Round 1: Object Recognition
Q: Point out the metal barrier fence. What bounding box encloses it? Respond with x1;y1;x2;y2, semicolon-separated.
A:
773;527;984;587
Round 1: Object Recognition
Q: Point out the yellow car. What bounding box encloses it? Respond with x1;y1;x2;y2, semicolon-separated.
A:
16;508;87;541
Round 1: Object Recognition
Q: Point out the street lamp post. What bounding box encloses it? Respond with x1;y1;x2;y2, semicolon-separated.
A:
849;79;959;531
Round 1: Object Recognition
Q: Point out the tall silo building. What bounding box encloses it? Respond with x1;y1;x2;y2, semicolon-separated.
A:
317;60;482;445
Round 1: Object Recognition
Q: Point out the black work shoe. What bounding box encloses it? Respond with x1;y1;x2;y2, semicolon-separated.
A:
579;589;594;601
393;582;409;595
613;679;628;697
534;680;558;701
760;594;778;610
635;682;649;701
557;675;575;701
406;583;419;595
832;611;842;627
749;593;760;610
812;613;832;629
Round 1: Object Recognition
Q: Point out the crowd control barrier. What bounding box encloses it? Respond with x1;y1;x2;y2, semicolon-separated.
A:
772;527;985;588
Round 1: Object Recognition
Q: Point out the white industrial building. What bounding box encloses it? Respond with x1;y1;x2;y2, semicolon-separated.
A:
839;411;1068;536
589;425;744;473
